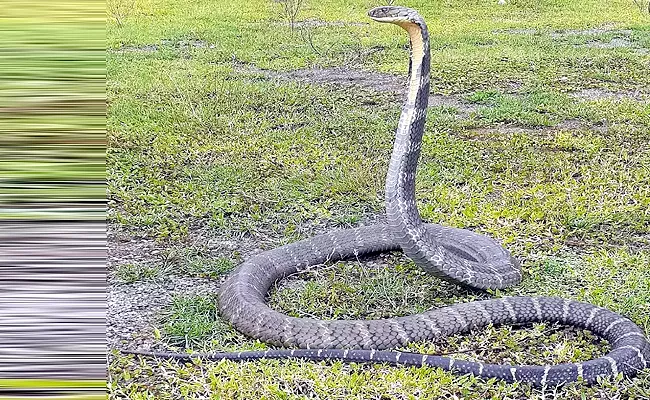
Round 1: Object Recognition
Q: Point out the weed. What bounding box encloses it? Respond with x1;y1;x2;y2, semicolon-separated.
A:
115;263;159;283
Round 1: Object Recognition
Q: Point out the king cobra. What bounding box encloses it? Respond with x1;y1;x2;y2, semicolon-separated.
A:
123;6;650;387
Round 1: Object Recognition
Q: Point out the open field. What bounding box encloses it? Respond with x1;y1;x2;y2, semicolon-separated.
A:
107;0;650;398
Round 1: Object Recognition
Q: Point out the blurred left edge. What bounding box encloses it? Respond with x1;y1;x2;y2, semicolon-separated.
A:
0;0;106;399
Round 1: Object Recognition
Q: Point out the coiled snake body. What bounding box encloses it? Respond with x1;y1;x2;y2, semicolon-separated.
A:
125;6;649;387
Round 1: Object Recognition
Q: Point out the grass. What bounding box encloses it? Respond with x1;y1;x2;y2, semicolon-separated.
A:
113;249;236;283
115;262;161;283
108;0;650;398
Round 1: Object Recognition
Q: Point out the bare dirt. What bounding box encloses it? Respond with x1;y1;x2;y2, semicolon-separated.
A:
276;19;369;28
107;214;387;352
549;28;633;38
234;63;407;93
467;123;576;140
114;39;214;53
581;37;634;49
107;227;260;351
499;26;648;55
233;63;486;116
498;27;634;38
569;88;649;102
114;44;159;53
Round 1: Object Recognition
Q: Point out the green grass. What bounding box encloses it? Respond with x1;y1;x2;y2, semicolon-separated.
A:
108;0;650;398
112;248;236;283
115;262;161;283
162;295;225;348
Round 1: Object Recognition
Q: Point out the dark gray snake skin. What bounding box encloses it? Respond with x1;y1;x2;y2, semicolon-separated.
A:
124;6;650;387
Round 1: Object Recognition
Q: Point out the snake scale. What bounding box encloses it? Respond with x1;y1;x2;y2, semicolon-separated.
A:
124;6;650;387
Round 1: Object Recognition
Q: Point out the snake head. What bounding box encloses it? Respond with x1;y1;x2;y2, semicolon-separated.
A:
367;6;425;26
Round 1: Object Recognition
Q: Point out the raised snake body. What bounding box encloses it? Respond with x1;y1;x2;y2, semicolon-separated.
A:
124;6;650;386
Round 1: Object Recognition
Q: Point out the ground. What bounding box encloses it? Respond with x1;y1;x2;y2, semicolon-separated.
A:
107;0;650;398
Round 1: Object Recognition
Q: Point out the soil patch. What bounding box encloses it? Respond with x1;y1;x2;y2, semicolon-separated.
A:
234;63;482;115
106;227;260;352
581;37;634;49
569;88;649;102
108;276;224;351
114;44;159;53
499;27;648;54
549;28;633;38
114;39;214;54
497;27;633;38
107;214;388;352
555;119;584;130
277;19;369;28
235;63;407;93
161;39;214;49
468;118;608;140
428;94;479;116
494;28;538;35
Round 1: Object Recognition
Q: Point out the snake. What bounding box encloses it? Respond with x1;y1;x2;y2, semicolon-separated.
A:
122;6;650;387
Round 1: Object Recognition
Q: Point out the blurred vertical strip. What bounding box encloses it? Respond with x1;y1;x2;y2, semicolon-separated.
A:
0;0;105;398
